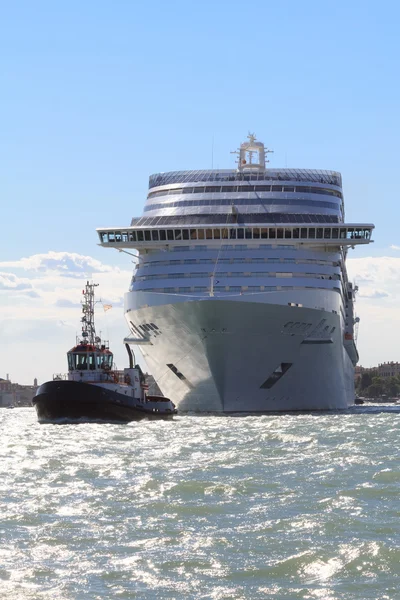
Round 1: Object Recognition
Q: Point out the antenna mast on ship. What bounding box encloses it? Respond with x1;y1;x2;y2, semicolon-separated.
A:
80;281;99;346
231;133;273;172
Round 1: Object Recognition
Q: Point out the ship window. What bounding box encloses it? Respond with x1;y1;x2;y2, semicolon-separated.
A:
253;228;260;239
324;228;331;239
309;228;315;239
137;231;144;242
144;231;151;241
115;232;122;242
269;228;276;239
152;230;159;241
346;228;355;239
89;353;96;370
174;230;182;240
300;228;307;238
237;228;244;239
272;185;282;192
193;187;205;193
101;232;108;243
332;228;339;238
260;363;292;389
214;229;221;239
75;354;88;370
108;233;115;243
190;229;197;239
167;230;174;240
285;228;292;239
98;353;113;369
167;363;187;381
340;229;346;239
277;228;284;239
245;228;252;239
229;229;237;239
198;229;205;239
293;228;299;239
316;228;323;239
159;229;166;240
206;229;213;239
283;186;295;192
221;228;229;239
182;229;189;240
67;354;74;370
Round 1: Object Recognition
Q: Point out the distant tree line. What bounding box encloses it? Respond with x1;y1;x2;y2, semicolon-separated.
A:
357;370;400;398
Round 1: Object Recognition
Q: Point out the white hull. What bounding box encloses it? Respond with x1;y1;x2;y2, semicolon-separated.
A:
125;295;355;412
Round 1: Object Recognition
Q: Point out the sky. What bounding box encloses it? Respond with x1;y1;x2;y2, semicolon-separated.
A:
1;0;400;384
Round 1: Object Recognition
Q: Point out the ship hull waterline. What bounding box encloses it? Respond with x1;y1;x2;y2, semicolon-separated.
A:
33;380;176;424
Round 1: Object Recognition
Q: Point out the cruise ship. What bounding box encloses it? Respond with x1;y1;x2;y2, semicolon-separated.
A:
97;135;374;412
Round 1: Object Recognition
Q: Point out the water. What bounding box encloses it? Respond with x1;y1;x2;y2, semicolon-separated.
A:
1;407;400;599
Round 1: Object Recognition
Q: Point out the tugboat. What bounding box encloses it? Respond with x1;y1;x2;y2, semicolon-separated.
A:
33;281;177;423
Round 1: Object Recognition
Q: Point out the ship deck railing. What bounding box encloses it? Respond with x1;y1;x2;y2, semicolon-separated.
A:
148;168;342;188
97;223;374;248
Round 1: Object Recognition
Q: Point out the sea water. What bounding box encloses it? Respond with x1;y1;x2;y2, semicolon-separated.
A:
1;407;400;599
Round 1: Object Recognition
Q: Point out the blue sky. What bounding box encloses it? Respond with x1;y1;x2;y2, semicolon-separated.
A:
1;0;400;382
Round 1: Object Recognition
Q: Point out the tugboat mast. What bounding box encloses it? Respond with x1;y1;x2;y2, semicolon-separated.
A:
80;281;99;346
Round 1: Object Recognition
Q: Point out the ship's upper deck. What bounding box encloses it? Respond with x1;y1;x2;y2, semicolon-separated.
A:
97;134;374;250
143;136;344;221
149;167;342;190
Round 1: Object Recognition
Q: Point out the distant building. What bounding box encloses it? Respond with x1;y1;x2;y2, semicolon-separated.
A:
378;362;400;378
0;376;39;407
0;376;13;407
354;365;376;384
355;362;400;384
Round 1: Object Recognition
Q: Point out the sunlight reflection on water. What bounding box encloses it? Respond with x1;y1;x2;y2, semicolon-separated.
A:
1;406;400;599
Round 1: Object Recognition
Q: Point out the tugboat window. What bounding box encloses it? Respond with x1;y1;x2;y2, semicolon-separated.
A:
75;354;88;370
89;354;96;370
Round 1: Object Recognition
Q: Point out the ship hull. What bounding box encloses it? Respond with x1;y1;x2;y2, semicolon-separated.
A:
126;297;355;412
33;380;175;423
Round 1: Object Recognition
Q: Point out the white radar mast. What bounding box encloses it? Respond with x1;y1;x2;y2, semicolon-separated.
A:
231;133;273;173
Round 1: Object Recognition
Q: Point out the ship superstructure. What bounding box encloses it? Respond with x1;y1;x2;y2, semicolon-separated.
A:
97;135;374;412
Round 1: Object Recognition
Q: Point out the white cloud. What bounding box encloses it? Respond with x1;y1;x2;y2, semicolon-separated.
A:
347;256;400;366
0;251;135;384
0;272;33;291
0;251;115;276
357;289;389;299
348;256;400;290
390;245;400;251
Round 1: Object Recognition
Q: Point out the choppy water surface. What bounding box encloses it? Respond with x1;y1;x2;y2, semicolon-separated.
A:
1;407;400;599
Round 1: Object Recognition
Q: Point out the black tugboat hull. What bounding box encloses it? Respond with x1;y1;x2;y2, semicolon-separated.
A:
32;380;175;423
